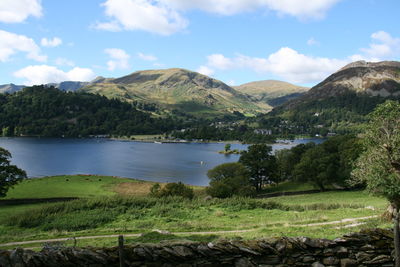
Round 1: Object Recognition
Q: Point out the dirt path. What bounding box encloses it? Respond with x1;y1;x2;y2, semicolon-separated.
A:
0;215;378;248
297;215;378;227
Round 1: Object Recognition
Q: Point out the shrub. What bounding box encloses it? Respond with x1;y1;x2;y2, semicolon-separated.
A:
149;182;194;199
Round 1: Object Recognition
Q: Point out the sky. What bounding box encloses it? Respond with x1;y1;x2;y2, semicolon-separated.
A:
0;0;399;87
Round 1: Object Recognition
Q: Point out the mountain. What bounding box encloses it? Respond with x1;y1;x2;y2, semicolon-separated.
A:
261;61;400;135
0;81;89;94
234;80;309;110
297;60;400;102
0;84;25;94
81;68;267;117
47;81;89;91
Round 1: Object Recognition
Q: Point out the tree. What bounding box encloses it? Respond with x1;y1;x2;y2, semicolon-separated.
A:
276;142;316;181
224;143;231;152
206;162;253;198
239;144;277;191
0;147;26;197
294;145;336;191
350;100;400;267
293;135;362;191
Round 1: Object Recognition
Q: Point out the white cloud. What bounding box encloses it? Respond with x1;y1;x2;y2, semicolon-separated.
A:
95;0;188;35
14;65;96;85
138;52;158;61
0;0;42;23
162;0;341;18
197;65;214;76
94;21;122;32
0;30;47;62
55;57;75;67
201;48;348;84
41;37;63;47
95;0;340;35
198;31;400;85
206;54;234;70
358;31;400;60
104;48;130;71
307;37;319;46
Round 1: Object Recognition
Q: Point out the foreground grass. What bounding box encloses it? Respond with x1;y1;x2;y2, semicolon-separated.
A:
0;176;390;249
0;190;389;248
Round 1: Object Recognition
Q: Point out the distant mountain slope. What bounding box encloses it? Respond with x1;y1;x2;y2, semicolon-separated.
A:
234;80;309;109
260;61;400;135
0;81;89;94
48;81;89;91
299;60;400;100
81;68;266;117
234;80;308;98
0;84;25;94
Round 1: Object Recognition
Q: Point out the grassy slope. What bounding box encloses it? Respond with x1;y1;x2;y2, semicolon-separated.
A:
82;69;266;117
0;176;390;249
3;175;133;199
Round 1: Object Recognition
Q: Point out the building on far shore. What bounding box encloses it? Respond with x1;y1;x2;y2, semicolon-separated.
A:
254;129;272;135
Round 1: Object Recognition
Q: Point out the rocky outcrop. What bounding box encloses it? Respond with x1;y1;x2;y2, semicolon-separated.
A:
0;229;395;266
306;60;400;99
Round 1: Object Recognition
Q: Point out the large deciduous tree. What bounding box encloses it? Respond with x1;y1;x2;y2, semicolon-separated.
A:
206;162;252;198
239;144;277;191
0;147;26;197
350;100;400;267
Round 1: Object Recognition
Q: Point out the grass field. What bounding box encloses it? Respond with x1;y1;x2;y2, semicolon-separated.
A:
0;175;391;250
3;175;140;199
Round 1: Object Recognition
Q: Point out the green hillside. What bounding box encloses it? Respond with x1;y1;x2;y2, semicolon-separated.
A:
234;80;309;109
81;68;268;117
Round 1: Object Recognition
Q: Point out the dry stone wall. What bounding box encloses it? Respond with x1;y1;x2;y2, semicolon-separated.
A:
0;229;395;267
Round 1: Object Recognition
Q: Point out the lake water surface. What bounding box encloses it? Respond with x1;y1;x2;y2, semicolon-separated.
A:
0;138;323;186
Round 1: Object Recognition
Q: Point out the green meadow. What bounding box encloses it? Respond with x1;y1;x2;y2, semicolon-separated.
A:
0;175;390;250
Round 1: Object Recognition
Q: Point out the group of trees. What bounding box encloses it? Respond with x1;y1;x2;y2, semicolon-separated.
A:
171;125;275;143
207;144;277;197
206;134;362;197
0;86;181;137
278;135;362;191
258;92;393;136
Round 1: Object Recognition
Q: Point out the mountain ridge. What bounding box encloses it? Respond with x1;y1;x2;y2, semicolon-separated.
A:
81;68;264;117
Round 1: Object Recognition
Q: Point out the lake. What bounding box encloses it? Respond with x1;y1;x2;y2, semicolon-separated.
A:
0;138;324;186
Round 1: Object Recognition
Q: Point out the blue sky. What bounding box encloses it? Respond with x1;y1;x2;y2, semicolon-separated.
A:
0;0;399;87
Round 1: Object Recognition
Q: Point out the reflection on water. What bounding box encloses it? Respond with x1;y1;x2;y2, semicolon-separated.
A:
0;138;324;186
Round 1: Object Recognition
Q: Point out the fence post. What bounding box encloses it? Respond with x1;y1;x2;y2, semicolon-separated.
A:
119;235;125;267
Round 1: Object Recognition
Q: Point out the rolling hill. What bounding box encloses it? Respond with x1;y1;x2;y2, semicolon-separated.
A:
234;80;309;108
81;68;268;117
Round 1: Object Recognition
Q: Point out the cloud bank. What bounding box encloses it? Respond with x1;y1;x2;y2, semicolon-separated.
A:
14;65;96;85
95;0;341;35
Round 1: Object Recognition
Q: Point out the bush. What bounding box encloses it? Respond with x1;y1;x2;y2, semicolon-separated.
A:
206;162;252;198
149;182;194;199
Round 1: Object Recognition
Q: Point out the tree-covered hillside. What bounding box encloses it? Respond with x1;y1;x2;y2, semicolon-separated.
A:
258;92;399;136
0;86;179;137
